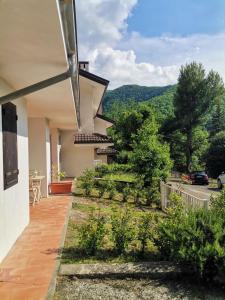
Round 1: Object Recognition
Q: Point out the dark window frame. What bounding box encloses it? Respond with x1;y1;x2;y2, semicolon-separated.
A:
2;102;19;190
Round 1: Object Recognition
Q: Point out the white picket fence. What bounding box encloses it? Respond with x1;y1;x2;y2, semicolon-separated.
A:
160;181;210;210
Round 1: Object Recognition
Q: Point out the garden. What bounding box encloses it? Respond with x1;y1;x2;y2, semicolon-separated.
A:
73;163;162;207
56;62;225;298
61;166;225;285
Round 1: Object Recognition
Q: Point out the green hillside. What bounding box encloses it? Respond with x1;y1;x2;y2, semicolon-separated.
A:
145;85;177;122
103;84;175;113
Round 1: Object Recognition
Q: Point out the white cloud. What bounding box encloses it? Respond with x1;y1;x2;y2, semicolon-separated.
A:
90;47;179;88
76;0;225;89
76;0;137;55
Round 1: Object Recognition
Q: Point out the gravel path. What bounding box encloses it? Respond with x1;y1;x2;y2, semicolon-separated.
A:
54;276;225;300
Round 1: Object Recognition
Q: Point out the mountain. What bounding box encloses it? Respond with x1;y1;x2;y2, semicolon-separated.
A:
103;84;175;113
145;85;177;121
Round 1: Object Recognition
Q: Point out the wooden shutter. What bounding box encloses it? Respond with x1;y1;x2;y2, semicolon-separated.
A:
2;102;19;190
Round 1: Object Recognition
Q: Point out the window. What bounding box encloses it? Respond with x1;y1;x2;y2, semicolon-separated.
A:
2;102;18;190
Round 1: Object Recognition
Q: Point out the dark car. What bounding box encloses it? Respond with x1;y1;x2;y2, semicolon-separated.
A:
189;171;209;185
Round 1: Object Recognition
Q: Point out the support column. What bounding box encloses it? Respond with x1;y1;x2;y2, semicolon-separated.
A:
50;128;61;182
28;118;51;197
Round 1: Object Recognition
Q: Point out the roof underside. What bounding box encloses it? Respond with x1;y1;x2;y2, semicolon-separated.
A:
95;113;114;124
0;0;78;130
79;69;109;116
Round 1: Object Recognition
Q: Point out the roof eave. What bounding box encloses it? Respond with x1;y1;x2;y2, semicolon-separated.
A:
79;68;109;116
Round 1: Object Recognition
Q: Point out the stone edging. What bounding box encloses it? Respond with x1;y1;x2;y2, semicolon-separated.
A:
60;261;193;280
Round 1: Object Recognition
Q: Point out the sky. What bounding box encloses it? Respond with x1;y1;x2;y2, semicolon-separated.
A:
76;0;225;89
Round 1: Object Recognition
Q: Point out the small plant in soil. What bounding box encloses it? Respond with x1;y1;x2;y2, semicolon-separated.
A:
79;169;96;197
78;209;106;255
137;212;155;256
110;207;135;254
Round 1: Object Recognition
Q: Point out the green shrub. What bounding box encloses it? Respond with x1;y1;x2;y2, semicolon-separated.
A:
96;179;117;199
131;178;145;206
78;210;106;255
96;180;107;198
155;192;225;281
95;164;109;177
145;178;160;206
95;163;132;177
110;207;135;254
122;184;132;202
211;188;225;215
137;213;155;256
105;180;117;200
78;169;96;197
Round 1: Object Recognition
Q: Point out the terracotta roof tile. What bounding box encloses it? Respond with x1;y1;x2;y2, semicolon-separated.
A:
74;133;112;144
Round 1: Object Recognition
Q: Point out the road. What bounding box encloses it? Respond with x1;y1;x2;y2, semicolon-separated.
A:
169;180;220;200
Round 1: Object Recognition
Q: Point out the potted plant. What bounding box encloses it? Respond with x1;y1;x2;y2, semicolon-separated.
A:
49;165;72;194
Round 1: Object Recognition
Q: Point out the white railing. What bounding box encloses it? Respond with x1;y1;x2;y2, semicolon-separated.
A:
160;181;210;211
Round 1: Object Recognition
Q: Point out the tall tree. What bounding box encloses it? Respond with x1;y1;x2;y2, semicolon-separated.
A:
131;118;172;186
206;131;225;178
208;96;225;135
109;105;154;162
174;62;224;171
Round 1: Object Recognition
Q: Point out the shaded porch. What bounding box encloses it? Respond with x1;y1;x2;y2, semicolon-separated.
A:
0;196;72;300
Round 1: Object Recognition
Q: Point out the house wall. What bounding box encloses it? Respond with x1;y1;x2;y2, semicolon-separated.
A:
0;79;29;262
28;118;51;197
61;145;94;178
94;118;107;135
80;79;94;133
60;130;95;177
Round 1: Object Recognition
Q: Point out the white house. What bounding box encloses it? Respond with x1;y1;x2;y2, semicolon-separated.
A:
60;61;115;178
0;0;79;262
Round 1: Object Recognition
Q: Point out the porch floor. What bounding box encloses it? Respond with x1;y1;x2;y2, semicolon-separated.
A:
0;196;72;300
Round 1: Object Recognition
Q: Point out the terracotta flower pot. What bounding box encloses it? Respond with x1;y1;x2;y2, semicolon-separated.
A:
49;181;72;195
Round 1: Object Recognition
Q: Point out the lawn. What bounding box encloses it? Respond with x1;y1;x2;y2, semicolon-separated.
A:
61;196;164;264
103;172;136;183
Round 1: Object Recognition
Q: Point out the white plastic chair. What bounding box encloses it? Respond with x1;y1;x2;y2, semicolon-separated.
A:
29;176;39;206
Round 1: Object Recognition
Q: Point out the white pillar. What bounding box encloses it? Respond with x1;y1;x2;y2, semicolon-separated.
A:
50;128;61;182
28;118;51;197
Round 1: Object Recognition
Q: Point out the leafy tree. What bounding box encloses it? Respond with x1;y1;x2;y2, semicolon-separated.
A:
130;118;173;187
146;86;176;123
173;62;224;171
167;130;187;172
207;95;225;135
191;127;209;170
168;127;209;172
109;105;154;162
206;131;225;178
105;99;137;122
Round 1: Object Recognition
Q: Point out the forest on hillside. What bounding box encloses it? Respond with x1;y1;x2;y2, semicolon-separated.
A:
103;84;174;114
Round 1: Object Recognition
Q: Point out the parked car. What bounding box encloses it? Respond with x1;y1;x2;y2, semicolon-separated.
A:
189;171;209;185
217;172;225;189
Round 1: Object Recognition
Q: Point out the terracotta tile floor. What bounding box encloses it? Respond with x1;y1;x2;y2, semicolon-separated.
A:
0;196;72;300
